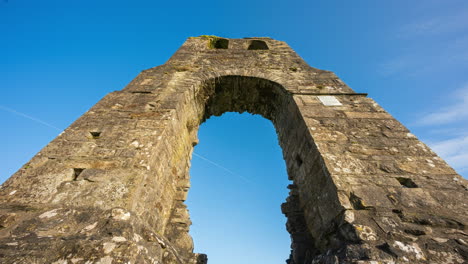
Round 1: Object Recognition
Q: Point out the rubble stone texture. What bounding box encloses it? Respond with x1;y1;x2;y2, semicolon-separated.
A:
0;37;467;264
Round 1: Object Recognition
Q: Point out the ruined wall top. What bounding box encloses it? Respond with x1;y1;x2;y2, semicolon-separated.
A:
123;36;356;96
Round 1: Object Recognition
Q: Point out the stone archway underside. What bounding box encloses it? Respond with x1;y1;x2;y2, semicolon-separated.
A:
0;37;467;264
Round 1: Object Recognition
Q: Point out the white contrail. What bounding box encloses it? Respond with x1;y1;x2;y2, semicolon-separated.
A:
0;105;63;132
0;105;249;183
192;152;252;183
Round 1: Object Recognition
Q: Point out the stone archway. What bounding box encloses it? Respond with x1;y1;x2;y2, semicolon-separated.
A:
0;37;466;264
182;75;337;264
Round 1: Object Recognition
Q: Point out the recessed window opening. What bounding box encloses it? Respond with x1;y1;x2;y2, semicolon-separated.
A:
73;168;85;181
187;112;290;264
247;40;269;50
89;131;101;139
130;91;151;93
211;38;229;49
396;177;418;188
295;154;303;167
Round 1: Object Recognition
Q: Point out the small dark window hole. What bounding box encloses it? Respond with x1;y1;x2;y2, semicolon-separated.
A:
73;168;85;181
295;154;303;167
131;91;152;94
212;38;229;49
248;40;269;50
396;177;418;188
89;131;101;139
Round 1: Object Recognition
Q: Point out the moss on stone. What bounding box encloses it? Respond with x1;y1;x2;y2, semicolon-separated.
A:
192;35;228;49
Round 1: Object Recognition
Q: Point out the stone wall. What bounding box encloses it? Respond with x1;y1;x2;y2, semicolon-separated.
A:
0;37;466;263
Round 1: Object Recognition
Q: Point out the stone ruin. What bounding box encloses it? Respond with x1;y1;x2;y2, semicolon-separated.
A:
0;36;467;263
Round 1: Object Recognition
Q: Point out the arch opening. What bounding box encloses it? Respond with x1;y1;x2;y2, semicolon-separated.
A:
247;40;269;50
199;76;289;122
180;76;335;263
187;112;291;263
209;38;229;49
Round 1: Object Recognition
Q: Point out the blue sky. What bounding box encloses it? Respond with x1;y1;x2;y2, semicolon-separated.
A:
1;1;467;263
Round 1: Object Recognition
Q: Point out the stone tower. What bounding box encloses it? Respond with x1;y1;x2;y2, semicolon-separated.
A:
0;37;466;264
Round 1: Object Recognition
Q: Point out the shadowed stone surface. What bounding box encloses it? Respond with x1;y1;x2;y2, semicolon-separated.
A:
0;36;467;263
